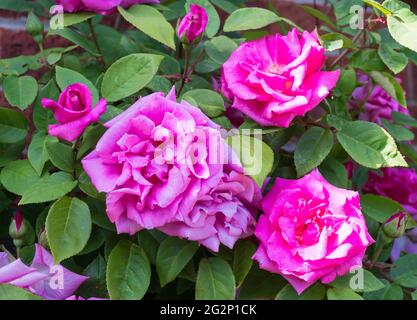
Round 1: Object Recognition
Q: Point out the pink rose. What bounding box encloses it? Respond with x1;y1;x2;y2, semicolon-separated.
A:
177;4;208;44
221;29;340;128
253;169;374;294
56;0;160;14
0;245;87;300
351;74;408;124
159;166;262;252
42;83;107;142
363;168;417;219
82;88;261;250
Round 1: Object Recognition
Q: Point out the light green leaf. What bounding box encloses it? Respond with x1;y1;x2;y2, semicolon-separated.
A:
63;12;96;27
361;194;404;222
224;8;279;32
232;240;256;287
196;258;236;300
327;287;364;300
392;111;417;127
0;107;28;143
330;269;385;292
378;43;408;74
0;284;42;300
388;8;417;53
28;132;56;176
182;89;225;118
156;237;198;287
48;28;99;56
369;71;407;107
276;283;326;300
295;127;333;177
336;120;407;169
106;240;151;300
46;196;92;264
390;254;417;288
45;140;74;173
0;160;42;195
227;134;274;187
3;75;38;110
19;172;77;205
118;5;175;49
204;36;238;65
101;53;163;102
381;119;414;141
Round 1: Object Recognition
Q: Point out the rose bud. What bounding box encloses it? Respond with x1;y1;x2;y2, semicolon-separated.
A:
177;4;208;45
42;83;107;142
9;211;35;248
382;212;407;239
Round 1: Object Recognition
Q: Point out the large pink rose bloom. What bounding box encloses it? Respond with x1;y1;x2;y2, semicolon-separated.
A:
351;74;408;124
253;170;374;294
56;0;159;14
82;88;261;250
159;165;261;252
221;29;340;128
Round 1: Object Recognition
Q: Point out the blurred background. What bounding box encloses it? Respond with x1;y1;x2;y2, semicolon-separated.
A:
1;0;416;112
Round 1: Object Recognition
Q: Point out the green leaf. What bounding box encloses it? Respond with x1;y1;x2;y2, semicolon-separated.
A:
156;237;198;287
55;66;99;105
333;68;357;96
185;0;220;38
378;43;408;74
363;281;404;300
78;171;104;200
3;75;38;110
63;12;96;27
276;283;326;300
0;160;42;196
350;49;386;72
45;140;74;173
412;291;417;300
319;157;349;188
239;265;286;299
46;196;92;264
226;134;274;188
232;240;256;287
301;5;337;29
118;5;175;49
0;107;28;143
390;254;417;288
336;120;407;169
204;36;238;65
196;258;236;300
101;53;163;102
295;127;333;177
28;132;56;176
33;80;59;131
327;288;364;300
361;194;403;222
0;140;25;167
210;0;239;14
392;111;417;127
48;28;99;56
369;71;407;107
19;172;77;205
0;284;42;300
330;269;385;292
137;230;161;265
388;8;417;53
106;240;151;300
381;119;414;141
182;89;225;118
224;8;279;32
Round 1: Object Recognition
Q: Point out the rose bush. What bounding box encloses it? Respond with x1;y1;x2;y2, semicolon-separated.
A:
0;0;417;301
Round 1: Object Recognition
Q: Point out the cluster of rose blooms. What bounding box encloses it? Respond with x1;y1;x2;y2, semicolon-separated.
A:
1;0;416;299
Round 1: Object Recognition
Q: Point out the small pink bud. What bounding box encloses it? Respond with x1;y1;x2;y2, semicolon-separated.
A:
177;4;208;45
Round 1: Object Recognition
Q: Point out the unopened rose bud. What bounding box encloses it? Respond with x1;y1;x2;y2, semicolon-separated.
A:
177;4;208;45
26;11;44;43
9;211;35;248
382;212;407;239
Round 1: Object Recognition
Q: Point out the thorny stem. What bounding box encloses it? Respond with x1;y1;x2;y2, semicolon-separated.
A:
178;47;192;96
